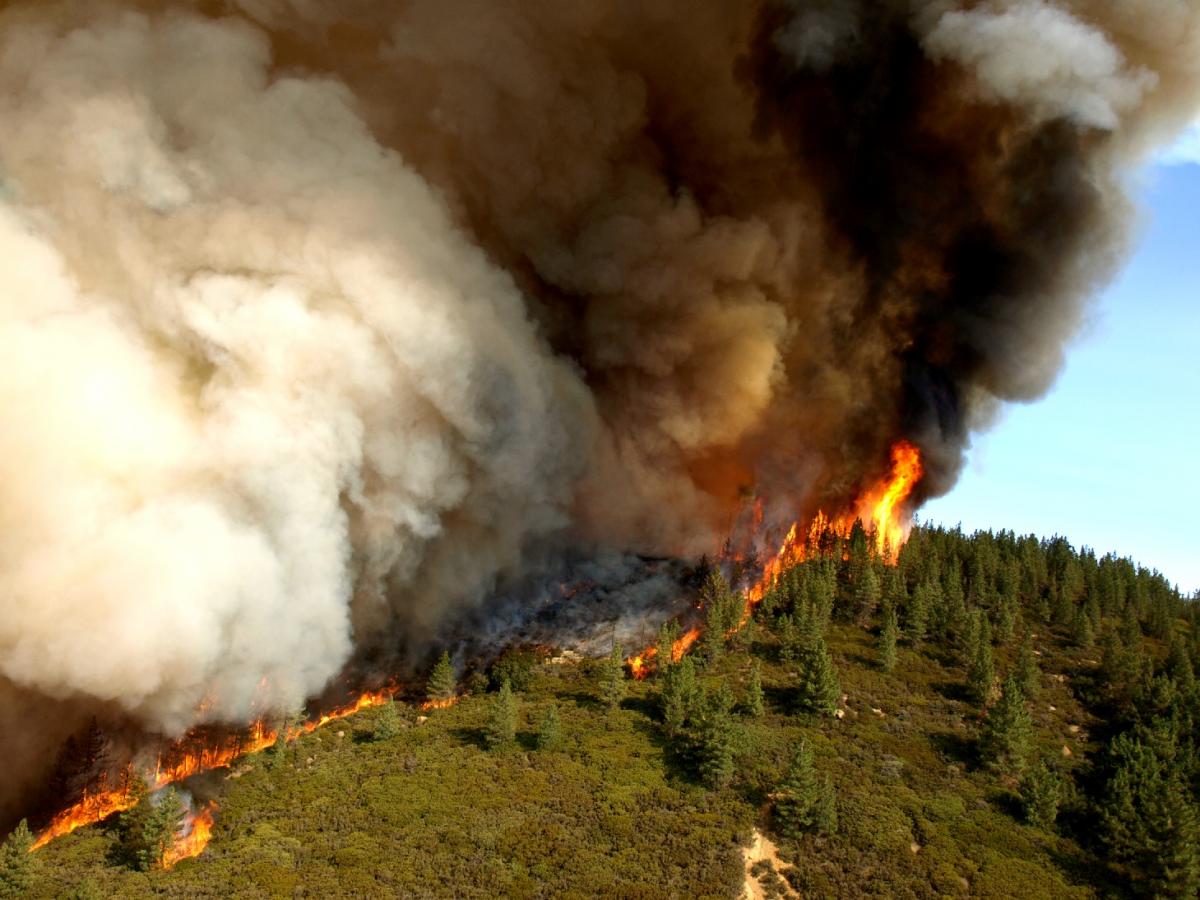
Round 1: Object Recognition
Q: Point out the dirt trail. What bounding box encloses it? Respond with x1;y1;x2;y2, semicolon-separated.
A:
742;828;796;900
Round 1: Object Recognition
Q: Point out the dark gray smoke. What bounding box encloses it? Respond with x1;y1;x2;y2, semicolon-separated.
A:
0;0;1195;819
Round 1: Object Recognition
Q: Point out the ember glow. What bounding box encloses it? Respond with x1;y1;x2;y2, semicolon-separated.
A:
162;802;217;870
32;688;399;853
629;442;923;679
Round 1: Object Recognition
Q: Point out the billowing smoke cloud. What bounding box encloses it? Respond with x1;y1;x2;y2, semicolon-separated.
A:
0;0;1196;816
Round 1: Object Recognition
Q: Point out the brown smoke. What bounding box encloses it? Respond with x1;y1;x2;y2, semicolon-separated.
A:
0;0;1196;819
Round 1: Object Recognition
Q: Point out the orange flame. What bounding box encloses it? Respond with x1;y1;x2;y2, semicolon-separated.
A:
30;784;140;850
33;686;400;852
420;696;459;711
855;439;923;560
627;441;922;677
162;802;217;869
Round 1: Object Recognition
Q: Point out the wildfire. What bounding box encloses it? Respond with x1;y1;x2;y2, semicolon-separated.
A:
33;686;400;853
854;439;923;560
628;627;702;679
420;696;460;711
30;784;140;851
627;440;922;678
162;802;217;869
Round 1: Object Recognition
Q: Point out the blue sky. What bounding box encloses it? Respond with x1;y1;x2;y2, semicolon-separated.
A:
923;136;1200;594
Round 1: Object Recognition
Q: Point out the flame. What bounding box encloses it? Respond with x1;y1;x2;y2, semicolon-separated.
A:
420;696;459;711
627;441;922;678
30;782;140;850
855;439;923;560
162;802;217;869
33;686;400;852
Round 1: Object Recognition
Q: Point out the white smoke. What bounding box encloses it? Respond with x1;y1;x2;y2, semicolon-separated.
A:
922;0;1157;130
0;9;592;732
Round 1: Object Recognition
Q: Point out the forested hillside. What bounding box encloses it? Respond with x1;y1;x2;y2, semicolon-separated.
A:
4;524;1196;899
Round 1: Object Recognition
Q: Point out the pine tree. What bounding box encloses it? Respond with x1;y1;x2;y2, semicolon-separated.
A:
744;661;765;717
140;788;184;870
535;704;562;750
661;656;699;738
1015;630;1040;700
773;740;837;838
485;680;517;750
696;682;736;789
373;698;401;741
776;613;801;663
655;620;680;677
979;675;1032;774
426;651;457;704
1020;762;1062;830
878;603;899;673
0;819;35;899
1073;608;1095;649
906;581;930;645
1147;791;1200;898
796;631;840;716
600;643;626;711
966;610;995;707
855;564;881;624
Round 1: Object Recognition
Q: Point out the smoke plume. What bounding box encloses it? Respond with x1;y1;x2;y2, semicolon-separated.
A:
0;0;1196;816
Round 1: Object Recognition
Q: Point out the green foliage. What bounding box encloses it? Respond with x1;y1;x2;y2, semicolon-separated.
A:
426;651;457;704
979;675;1032;774
660;655;699;738
373;698;401;742
489;649;537;693
655;620;680;678
1015;630;1040;700
115;784;184;872
744;661;765;717
485;681;517;750
0;819;35;899
600;644;626;711
795;630;840;716
906;579;931;645
535;704;562;750
773;740;837;839
1020;762;1062;830
695;682;736;789
878;603;898;673
966;609;995;707
854;564;881;623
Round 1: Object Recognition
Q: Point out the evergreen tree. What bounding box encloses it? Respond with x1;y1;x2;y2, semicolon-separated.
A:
655;620;680;677
535;704;562;750
1147;791;1200;898
0;819;35;899
485;680;517;750
1020;762;1062;830
796;631;840;716
773;740;837;838
966;610;995;707
696;682;736;789
979;675;1032;774
661;656;699;738
855;564;881;624
878;603;899;673
426;651;457;704
117;783;184;871
702;597;728;663
373;698;401;741
1073;607;1095;649
140;788;185;870
776;613;802;663
1015;630;1040;701
744;661;765;717
600;643;626;711
906;581;930;645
